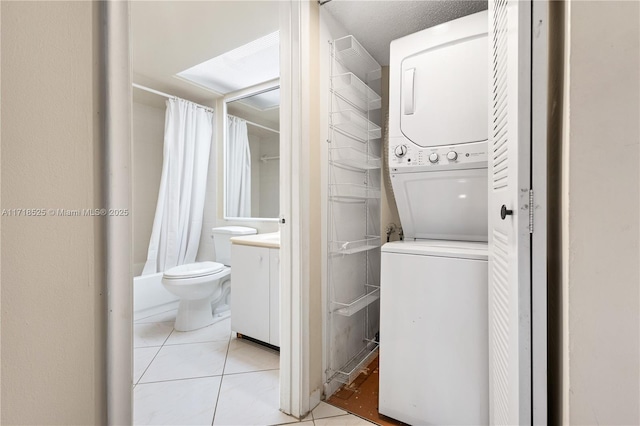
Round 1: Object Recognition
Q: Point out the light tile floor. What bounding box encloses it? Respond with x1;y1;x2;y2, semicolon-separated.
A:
134;308;375;426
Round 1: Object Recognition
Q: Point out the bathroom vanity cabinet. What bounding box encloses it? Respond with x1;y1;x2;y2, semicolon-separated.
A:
230;233;280;347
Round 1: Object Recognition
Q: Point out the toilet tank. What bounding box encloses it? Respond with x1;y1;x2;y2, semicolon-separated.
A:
212;226;257;266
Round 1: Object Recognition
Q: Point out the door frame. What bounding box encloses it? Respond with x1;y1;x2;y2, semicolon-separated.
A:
531;0;549;423
104;1;133;424
104;0;310;422
279;0;313;417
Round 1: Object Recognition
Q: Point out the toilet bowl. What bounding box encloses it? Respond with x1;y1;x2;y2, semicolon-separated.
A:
161;226;257;332
162;262;230;331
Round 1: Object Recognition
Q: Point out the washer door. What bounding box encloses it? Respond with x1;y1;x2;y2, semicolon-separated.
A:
391;167;488;241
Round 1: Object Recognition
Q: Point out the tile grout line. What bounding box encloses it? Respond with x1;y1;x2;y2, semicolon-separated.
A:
134;345;163;386
136;373;225;386
221;367;280;377
211;331;233;426
162;326;175;346
134;311;171;323
162;337;231;347
136;323;175;384
132;321;174;350
136;331;234;385
135;320;174;386
136;340;230;385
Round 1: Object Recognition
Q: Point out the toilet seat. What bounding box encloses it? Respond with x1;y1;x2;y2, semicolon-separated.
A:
163;261;225;279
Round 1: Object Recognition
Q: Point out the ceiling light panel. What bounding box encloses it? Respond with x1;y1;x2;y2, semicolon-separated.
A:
177;31;279;94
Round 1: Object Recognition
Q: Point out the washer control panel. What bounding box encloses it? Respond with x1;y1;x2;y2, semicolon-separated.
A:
394;145;408;158
390;139;487;172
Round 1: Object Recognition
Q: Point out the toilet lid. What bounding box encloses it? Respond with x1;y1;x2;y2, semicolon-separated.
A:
163;262;225;279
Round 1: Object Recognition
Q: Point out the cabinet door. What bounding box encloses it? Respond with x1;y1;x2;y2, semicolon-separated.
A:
231;244;270;343
269;249;280;346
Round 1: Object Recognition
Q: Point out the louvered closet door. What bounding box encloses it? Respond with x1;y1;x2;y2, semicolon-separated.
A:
488;0;533;425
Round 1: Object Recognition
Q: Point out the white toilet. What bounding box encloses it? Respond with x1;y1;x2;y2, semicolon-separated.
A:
162;226;257;331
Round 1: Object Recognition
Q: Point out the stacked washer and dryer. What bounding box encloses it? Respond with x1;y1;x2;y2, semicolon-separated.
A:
379;11;490;426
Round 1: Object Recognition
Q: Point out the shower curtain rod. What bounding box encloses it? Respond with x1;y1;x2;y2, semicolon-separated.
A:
232;116;280;135
261;155;280;163
133;83;279;134
132;83;214;112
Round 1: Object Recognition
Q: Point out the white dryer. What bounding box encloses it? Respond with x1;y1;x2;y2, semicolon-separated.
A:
379;10;490;426
387;9;489;242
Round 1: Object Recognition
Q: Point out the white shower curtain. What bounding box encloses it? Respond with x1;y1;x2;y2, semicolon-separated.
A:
142;98;214;275
226;116;251;217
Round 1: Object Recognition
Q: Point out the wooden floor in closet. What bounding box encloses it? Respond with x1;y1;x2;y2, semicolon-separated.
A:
326;356;407;426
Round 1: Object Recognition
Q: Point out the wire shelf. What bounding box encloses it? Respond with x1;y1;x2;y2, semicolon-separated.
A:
331;73;381;112
326;34;381;394
334;342;379;385
330;147;381;170
329;236;381;255
329;183;380;201
330;110;381;142
331;287;380;317
333;36;382;84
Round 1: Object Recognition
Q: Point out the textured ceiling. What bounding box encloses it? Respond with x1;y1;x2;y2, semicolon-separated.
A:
131;1;280;107
132;1;487;109
322;0;488;66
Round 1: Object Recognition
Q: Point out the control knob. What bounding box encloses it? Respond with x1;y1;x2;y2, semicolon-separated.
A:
394;145;408;158
428;153;439;163
447;151;458;161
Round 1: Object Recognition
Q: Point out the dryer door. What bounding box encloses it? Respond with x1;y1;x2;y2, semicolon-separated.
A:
391;167;488;241
400;34;488;148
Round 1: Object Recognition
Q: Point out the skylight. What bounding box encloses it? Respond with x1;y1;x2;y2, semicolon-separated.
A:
177;31;279;96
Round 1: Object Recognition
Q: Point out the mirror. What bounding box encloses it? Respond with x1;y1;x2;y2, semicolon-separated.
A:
224;86;280;220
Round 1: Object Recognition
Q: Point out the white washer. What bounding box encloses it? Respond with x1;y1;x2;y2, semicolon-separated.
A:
380;240;488;425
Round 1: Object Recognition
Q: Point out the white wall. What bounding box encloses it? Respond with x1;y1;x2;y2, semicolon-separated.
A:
379;65;401;241
0;2;106;423
249;133;262;217
258;133;280;218
563;1;640;424
132;101;165;275
247;130;281;219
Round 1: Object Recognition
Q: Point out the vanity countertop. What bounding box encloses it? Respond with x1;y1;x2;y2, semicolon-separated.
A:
230;232;280;249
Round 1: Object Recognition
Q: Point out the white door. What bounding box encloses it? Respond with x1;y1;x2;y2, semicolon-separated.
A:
488;0;542;424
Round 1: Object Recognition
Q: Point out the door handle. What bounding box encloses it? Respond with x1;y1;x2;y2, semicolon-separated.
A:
403;68;415;115
500;205;513;220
